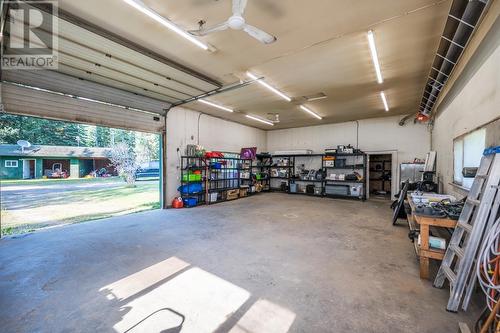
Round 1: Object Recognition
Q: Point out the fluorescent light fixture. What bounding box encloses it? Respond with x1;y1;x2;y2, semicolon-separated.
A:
245;115;274;126
380;91;389;111
299;105;322;120
198;99;233;112
307;96;328;102
121;0;212;51
246;72;292;102
367;30;383;84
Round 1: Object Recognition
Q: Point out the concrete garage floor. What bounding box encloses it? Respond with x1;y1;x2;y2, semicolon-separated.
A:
0;193;480;332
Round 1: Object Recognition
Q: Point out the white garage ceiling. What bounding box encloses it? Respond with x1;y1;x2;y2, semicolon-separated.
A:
51;0;452;129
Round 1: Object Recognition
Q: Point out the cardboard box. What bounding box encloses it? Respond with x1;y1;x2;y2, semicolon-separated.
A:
239;188;248;197
227;189;239;200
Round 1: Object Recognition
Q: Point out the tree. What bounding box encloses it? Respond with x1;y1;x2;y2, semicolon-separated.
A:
0;114;92;146
95;127;111;147
0;114;161;159
135;132;160;161
113;128;136;147
0;114;21;143
109;142;146;187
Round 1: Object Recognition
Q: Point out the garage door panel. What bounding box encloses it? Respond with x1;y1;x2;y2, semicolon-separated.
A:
20;26;206;97
57;19;219;92
58;53;191;100
57;36;206;97
57;65;178;104
3;70;170;113
3;84;165;133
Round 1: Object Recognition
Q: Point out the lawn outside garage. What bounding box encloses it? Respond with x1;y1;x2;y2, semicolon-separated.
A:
0;177;160;235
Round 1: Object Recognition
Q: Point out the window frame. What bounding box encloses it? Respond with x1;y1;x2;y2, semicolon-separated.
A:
453;138;464;185
4;160;19;168
453;127;486;189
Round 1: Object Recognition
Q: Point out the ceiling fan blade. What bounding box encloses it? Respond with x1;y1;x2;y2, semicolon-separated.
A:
189;21;228;36
232;0;248;16
243;24;277;44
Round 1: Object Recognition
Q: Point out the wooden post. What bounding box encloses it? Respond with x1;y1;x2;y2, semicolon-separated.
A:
420;224;430;279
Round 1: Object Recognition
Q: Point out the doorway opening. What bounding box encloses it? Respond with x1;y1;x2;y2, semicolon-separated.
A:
22;159;36;179
0;113;161;236
369;154;392;199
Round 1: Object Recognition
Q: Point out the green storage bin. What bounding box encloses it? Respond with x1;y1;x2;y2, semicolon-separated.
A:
182;173;202;182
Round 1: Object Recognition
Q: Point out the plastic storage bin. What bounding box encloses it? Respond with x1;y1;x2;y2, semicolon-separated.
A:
182;173;202;182
350;185;363;197
178;183;203;194
325;185;350;196
183;197;198;207
210;162;222;169
209;192;218;203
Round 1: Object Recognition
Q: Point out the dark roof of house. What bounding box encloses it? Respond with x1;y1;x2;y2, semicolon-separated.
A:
0;144;112;158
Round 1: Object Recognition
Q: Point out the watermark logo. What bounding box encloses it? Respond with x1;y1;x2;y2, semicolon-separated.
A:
2;1;58;70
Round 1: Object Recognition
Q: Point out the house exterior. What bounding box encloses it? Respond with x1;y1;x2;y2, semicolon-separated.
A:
0;144;116;180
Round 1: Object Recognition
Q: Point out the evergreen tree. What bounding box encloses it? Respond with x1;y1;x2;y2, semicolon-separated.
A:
0;114;160;158
95;127;111;147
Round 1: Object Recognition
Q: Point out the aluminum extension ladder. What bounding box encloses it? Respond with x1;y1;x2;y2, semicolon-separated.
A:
434;149;500;312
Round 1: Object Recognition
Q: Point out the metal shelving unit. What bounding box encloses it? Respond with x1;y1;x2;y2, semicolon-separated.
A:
289;154;325;197
239;158;254;195
323;152;367;201
369;157;392;196
206;155;241;204
254;154;272;192
179;151;368;208
269;155;294;192
180;156;207;206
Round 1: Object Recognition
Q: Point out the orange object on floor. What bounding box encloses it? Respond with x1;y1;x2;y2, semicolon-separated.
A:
172;197;184;209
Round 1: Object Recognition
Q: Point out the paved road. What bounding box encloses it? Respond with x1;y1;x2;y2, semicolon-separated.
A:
0;180;157;211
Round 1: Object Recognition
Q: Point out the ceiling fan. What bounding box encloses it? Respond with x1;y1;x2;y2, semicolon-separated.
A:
189;0;277;44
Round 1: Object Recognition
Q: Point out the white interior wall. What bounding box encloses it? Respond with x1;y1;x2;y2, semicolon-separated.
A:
166;107;267;202
267;115;431;194
432;18;500;197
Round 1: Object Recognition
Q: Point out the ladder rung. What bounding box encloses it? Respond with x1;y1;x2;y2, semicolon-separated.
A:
443;265;457;284
450;244;464;259
467;198;480;206
457;221;473;233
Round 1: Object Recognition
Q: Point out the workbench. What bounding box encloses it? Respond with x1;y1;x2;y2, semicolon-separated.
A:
407;196;458;279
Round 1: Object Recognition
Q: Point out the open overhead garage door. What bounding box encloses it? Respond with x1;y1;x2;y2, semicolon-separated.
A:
1;69;168;133
0;1;221;133
2;82;165;133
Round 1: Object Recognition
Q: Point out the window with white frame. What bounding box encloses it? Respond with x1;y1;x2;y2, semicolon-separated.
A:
453;128;486;189
5;160;19;168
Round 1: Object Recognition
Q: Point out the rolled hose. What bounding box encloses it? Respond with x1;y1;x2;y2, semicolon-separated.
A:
476;216;500;318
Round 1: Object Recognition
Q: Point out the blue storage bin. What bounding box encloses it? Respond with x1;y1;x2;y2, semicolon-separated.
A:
211;162;222;169
183;197;198;207
178;183;203;194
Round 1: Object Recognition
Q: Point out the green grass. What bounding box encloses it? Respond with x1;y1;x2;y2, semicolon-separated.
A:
1;181;160;235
